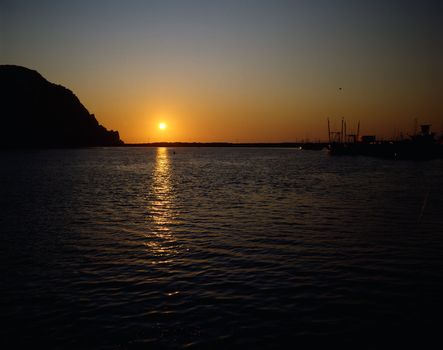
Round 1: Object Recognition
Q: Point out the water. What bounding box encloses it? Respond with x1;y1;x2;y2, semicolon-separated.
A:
1;147;442;349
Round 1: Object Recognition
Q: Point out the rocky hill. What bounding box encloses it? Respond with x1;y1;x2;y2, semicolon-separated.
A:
0;65;123;148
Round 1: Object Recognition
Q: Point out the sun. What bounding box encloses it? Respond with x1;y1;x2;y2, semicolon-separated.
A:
159;122;167;130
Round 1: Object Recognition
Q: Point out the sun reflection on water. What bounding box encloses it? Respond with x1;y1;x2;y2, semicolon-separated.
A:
145;147;178;263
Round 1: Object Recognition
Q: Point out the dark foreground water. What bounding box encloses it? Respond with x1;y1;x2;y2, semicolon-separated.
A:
1;147;443;349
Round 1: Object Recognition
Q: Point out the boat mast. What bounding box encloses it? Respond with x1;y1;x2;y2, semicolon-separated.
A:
327;118;331;144
341;118;344;143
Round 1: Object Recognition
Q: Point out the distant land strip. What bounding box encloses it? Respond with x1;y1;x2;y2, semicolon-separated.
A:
122;142;328;149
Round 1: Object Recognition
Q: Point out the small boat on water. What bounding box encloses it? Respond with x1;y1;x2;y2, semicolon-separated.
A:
301;142;327;151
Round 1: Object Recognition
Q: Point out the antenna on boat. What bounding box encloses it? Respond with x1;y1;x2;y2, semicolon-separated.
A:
327;117;331;143
341;118;344;143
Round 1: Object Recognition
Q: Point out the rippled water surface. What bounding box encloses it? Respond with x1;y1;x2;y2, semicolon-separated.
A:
1;147;443;349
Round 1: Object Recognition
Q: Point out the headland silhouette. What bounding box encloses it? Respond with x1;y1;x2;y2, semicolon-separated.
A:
0;65;123;148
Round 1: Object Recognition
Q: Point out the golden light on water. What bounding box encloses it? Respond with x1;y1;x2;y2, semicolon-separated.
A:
145;147;178;264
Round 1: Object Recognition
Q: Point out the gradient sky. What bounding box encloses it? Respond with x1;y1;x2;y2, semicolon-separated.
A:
1;0;442;142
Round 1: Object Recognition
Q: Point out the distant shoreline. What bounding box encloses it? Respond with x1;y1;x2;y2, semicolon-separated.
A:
0;142;328;150
122;142;328;148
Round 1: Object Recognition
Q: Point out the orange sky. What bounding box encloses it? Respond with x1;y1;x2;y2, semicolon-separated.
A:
2;0;442;142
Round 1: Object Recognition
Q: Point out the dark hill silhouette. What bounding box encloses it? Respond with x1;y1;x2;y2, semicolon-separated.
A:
0;65;123;148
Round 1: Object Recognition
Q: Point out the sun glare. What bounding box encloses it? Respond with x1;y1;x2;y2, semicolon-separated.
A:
159;122;167;130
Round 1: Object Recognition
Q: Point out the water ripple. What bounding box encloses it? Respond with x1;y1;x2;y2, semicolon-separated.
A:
1;148;442;349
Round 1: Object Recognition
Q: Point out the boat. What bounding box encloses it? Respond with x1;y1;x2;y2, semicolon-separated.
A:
328;120;443;160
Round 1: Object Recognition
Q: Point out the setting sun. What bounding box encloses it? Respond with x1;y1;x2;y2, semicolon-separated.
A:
159;122;167;130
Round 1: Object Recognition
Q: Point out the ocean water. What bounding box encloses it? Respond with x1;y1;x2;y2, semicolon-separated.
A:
1;147;442;349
